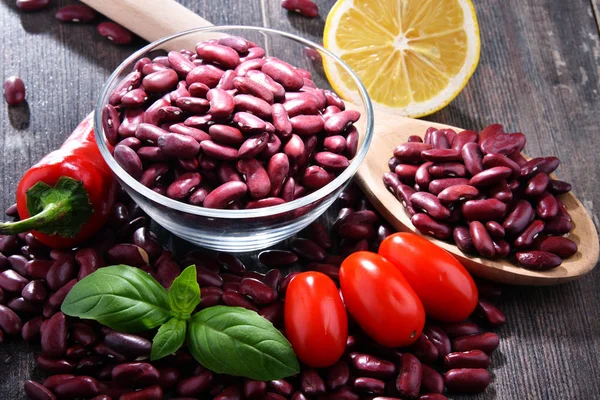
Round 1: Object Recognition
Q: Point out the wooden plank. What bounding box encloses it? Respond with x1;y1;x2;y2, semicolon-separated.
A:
261;1;600;400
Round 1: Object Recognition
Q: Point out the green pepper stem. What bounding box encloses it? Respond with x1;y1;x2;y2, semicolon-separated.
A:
0;177;94;238
0;202;66;235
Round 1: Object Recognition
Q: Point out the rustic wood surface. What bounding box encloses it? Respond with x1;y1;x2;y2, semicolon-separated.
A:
1;0;599;399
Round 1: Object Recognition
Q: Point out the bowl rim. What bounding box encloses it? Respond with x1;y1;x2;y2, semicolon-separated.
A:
94;25;374;219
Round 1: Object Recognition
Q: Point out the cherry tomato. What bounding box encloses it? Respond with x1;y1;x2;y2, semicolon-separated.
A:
379;232;478;322
339;251;425;347
284;271;347;368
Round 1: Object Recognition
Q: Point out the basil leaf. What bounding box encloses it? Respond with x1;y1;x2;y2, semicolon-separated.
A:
151;317;187;361
168;265;200;318
61;265;170;332
187;306;299;380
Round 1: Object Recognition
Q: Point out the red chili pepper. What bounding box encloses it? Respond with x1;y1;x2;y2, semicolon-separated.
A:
0;113;117;248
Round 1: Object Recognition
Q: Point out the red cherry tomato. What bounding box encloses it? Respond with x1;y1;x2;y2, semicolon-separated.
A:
379;232;478;322
284;271;347;368
339;251;425;347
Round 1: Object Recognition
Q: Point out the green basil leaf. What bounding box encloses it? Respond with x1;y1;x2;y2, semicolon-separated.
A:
61;265;170;332
187;306;299;380
151;317;187;361
168;265;200;318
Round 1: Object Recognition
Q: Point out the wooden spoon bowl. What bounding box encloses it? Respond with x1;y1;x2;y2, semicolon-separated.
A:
82;0;599;285
354;105;599;285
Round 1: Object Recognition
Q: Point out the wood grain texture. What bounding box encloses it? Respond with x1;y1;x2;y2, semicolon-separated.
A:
0;0;599;399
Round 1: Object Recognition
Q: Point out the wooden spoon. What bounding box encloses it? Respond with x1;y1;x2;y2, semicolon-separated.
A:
82;0;599;285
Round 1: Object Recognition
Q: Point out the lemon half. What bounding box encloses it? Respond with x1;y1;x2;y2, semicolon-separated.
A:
323;0;481;118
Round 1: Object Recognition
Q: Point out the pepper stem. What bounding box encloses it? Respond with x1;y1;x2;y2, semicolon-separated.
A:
0;177;93;237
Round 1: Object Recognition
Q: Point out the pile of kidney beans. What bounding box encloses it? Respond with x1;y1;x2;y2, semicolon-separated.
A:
103;36;360;210
0;182;506;400
384;124;577;271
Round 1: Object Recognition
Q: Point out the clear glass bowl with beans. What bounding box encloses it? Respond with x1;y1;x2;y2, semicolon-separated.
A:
95;26;374;252
384;125;577;271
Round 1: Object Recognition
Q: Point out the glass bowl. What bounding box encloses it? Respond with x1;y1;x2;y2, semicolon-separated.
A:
94;26;373;252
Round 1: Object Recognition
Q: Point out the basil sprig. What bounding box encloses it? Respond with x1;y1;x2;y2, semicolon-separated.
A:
62;264;299;380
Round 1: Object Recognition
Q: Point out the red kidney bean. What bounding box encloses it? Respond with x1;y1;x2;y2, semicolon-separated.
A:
234;94;272;118
525;172;549;197
482;153;521;179
265;153;289;197
54;375;102;398
312;152;349;172
323;90;345;110
104;332;151;358
353;377;385;395
445;350;490;369
461;142;484;176
218;36;250;53
168;51;196;76
469;221;495;258
442;322;484;339
121;88;148;108
420;364;444;394
0;304;22;335
422;149;461;163
8;254;28;276
197;43;240;70
437;185;479;204
107;244;149;267
481;133;520;155
396;353;422;399
423;325;451;357
351;353;396;378
166;172;201;200
284;97;320;118
143;63;169;75
65;344;90;359
429;130;449;149
261;59;304;91
176;371;214;397
222;290;258;311
451;130;478;151
239;132;270;159
469;166;512;188
394;164;419;183
411;213;452;239
170;81;192;103
408;135;423;143
100;104;121;146
453;332;499;354
410;192;451;220
236;159;271;198
548;179;572;194
186;65;225;88
291;238;326;261
502;199;534;236
71;323;97;347
135;123;166;144
16;0;50;11
545;215;574;235
258;250;298;268
41;312;67;358
323;135;347;155
143;69;178;94
114;144;143;179
409;333;440;364
24;380;56;400
207;125;244;146
325;361;350;391
323;110;360;134
97;21;133;44
42;374;76;391
243;380;267;399
233;76;274;104
187;82;210;98
488;180;512;203
393;143;431;163
289;115;324;136
246;70;285;100
428;178;469;195
300;369;325;395
202;181;247;208
112;362;159;386
444;368;490;393
537;236;577;258
516;250;562;270
110;71;142;106
36;356;76;373
207;88;235;118
282;0;319;17
21;315;44;341
514;219;544;249
47;279;77;310
23;260;51;282
475;298;506;327
120;385;163;400
174;97;210;114
267;379;293;396
478;124;503;144
452;226;474;253
536;192;559;219
484;221;505;238
301;165;333;189
240;277;277;304
0;268;29;292
462;199;507;222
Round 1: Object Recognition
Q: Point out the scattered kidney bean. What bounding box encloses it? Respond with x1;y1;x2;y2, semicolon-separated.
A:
55;4;96;23
4;76;26;105
281;0;319;17
444;368;490;393
97;21;134;45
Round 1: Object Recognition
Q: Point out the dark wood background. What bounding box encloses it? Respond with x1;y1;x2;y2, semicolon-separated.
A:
1;0;599;399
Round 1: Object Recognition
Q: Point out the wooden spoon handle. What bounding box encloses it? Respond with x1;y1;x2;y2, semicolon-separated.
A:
80;0;213;42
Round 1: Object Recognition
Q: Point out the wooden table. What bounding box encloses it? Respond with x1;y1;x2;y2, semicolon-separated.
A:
1;0;599;398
